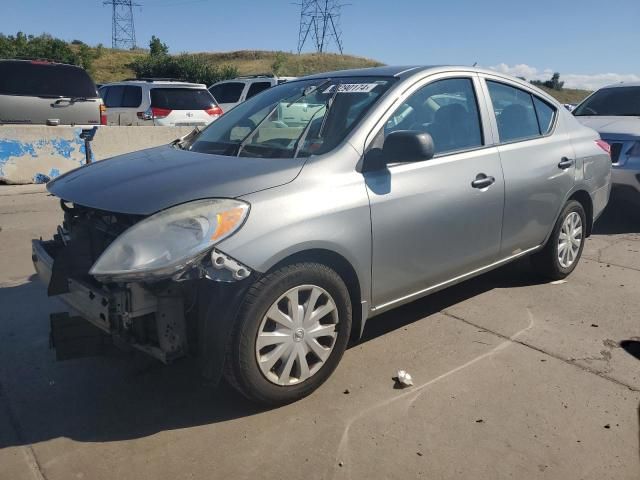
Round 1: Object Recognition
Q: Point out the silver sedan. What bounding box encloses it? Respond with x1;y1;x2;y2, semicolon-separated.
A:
574;82;640;204
33;66;611;405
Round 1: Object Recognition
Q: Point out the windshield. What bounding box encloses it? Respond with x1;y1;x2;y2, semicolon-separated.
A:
187;76;395;158
573;86;640;116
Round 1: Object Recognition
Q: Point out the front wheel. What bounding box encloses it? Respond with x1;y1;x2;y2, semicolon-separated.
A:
532;200;586;280
224;263;352;405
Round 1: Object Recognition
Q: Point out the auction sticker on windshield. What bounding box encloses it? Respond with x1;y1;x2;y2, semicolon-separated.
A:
323;83;379;94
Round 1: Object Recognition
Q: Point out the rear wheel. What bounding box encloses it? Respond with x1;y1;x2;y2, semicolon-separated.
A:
224;263;352;405
532;200;586;279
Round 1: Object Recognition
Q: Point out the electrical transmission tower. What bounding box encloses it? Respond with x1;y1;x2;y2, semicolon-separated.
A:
103;0;140;50
296;0;344;54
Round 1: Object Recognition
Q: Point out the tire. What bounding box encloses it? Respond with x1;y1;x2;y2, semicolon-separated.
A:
224;262;352;406
532;200;586;280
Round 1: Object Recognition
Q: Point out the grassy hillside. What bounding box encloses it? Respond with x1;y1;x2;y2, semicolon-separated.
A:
538;86;590;104
89;47;590;103
90;49;382;83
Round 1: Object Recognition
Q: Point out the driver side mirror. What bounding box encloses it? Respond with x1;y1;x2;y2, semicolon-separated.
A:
383;130;434;163
363;130;434;172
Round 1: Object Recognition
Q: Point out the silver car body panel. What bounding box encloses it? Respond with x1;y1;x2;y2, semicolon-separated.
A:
216;67;611;322
576;115;640;194
46;65;611;331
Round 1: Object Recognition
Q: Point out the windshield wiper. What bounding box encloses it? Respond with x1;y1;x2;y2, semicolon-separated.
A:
292;83;342;159
236;78;333;157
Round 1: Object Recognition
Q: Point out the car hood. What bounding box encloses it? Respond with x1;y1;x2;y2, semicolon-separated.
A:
575;116;640;140
48;145;306;215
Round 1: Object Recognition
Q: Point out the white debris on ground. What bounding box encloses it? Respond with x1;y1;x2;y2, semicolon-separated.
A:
395;369;414;388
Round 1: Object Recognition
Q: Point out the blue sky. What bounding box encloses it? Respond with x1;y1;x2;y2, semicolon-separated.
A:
1;0;639;88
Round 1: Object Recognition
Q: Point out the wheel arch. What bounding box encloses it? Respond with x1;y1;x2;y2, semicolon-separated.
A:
267;248;365;343
568;189;593;236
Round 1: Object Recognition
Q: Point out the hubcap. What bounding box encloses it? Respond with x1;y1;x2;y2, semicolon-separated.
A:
255;285;339;386
558;211;583;268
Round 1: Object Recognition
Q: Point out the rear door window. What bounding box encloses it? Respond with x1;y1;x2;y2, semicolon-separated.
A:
0;61;97;98
209;82;244;103
150;88;216;110
487;81;542;142
121;86;142;108
246;82;272;99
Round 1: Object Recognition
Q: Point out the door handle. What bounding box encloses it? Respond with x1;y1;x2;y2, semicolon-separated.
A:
471;173;496;189
558;157;574;169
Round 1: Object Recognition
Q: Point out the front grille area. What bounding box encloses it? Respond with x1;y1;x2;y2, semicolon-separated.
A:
48;201;143;293
609;142;623;163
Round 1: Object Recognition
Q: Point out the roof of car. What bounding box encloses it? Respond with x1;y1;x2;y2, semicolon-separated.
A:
599;81;640;89
299;65;526;80
101;80;207;88
0;58;82;68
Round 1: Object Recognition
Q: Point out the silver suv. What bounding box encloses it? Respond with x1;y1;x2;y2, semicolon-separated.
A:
99;79;222;127
33;66;611;405
0;59;104;126
209;74;297;112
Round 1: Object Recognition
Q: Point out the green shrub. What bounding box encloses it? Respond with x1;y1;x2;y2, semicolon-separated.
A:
0;32;94;71
130;53;238;85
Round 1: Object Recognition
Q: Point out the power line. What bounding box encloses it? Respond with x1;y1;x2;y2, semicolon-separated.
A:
103;0;141;50
296;0;345;55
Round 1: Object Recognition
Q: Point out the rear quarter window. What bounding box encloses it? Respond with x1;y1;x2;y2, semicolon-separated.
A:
209;82;244;103
246;82;272;99
0;61;97;98
150;88;216;110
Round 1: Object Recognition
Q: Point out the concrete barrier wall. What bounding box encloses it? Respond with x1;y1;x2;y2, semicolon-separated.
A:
0;125;194;184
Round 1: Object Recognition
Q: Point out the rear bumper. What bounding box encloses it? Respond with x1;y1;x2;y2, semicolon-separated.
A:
611;166;640;193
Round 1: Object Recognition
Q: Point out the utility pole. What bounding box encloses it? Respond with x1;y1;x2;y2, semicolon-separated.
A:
103;0;140;50
297;0;345;54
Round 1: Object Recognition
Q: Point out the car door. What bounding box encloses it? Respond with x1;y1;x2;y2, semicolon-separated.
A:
480;76;576;256
365;75;505;309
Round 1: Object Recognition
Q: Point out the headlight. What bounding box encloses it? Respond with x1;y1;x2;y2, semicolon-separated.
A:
90;199;249;281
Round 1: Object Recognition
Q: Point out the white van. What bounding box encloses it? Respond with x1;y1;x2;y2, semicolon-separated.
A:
98;79;222;127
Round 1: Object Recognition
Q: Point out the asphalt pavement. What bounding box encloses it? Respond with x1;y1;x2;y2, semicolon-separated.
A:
0;185;638;480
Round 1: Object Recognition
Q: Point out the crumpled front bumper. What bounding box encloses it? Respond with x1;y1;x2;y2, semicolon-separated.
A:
32;239;112;333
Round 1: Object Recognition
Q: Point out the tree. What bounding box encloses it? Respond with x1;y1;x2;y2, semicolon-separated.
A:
531;72;564;91
271;51;287;75
0;32;94;71
149;35;168;57
545;72;564;90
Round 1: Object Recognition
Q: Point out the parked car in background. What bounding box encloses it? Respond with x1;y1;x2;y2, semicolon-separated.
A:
208;74;297;112
0;59;104;126
33;66;610;406
98;79;222;127
574;82;640;204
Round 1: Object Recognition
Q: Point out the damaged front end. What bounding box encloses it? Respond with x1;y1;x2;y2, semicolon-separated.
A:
32;199;254;370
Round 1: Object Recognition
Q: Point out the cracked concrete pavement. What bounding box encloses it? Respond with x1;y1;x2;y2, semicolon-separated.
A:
0;185;639;480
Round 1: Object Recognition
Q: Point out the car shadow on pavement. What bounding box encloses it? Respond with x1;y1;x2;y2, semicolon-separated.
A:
592;193;640;235
360;257;543;344
0;276;269;448
620;340;640;361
